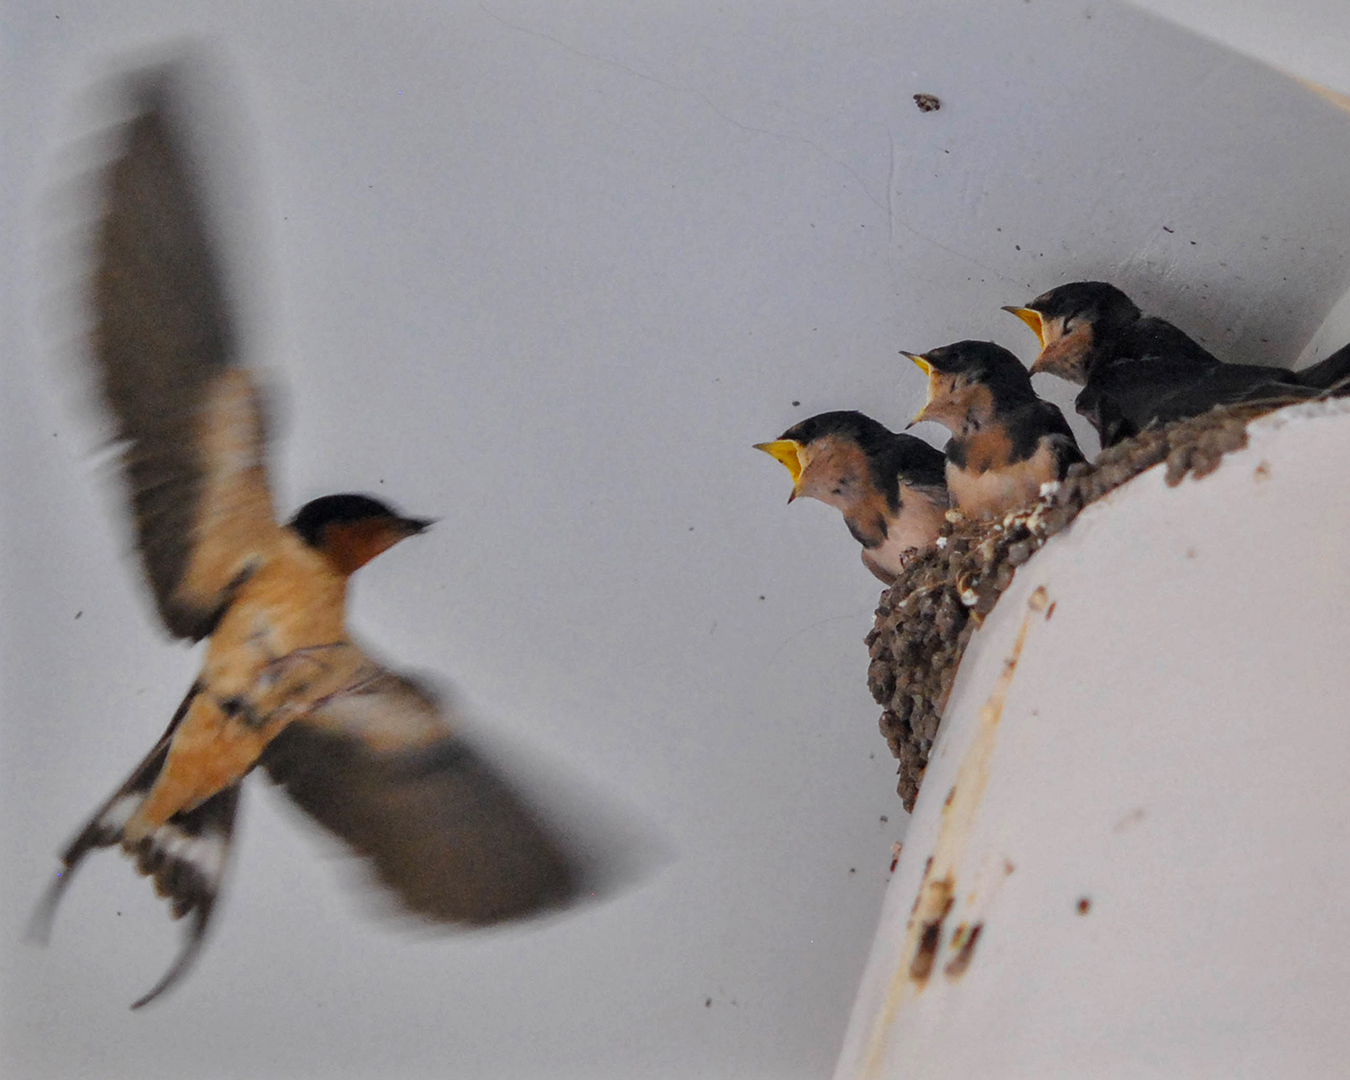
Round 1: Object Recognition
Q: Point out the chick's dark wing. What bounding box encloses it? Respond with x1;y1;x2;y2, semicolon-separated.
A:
887;433;947;491
261;666;582;925
1031;401;1085;474
1153;363;1319;419
93;82;278;640
1297;340;1350;392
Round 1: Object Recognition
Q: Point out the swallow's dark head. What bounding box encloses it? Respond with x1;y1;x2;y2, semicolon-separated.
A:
755;410;946;559
1005;281;1141;384
290;493;433;574
771;411;900;468
755;410;943;517
905;340;1035;434
754;411;884;509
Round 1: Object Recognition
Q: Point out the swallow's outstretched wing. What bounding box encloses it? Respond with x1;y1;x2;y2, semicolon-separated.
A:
93;79;279;640
261;666;583;925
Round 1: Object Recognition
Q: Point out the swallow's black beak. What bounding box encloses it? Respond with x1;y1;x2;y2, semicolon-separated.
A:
398;516;436;536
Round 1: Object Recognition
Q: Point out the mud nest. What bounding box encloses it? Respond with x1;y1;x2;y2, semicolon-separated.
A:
867;401;1281;812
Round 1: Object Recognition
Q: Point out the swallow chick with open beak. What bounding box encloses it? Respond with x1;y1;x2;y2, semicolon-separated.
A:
31;70;587;1009
905;341;1084;519
1005;281;1350;447
755;411;948;584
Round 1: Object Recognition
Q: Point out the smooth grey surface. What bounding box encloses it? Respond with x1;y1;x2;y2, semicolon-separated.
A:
4;3;1350;1078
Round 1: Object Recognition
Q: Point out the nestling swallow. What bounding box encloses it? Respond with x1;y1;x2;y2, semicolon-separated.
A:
905;341;1084;519
1005;281;1350;447
755;411;948;584
32;72;585;1008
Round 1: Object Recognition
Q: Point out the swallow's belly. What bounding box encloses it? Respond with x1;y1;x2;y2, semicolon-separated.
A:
125;641;372;842
867;518;942;579
202;538;351;695
870;491;948;575
127;551;360;838
947;444;1057;520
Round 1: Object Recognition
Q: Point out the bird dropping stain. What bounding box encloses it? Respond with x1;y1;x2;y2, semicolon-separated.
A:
944;921;983;979
907;876;953;983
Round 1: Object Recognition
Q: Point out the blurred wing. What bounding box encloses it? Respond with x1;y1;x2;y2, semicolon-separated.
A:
260;667;582;925
93;78;278;640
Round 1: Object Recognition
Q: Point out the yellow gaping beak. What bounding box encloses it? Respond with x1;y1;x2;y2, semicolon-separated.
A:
901;351;940;427
1002;306;1046;347
754;439;806;502
902;351;932;378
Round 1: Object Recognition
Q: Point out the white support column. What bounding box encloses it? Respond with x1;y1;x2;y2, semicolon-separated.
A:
835;401;1350;1080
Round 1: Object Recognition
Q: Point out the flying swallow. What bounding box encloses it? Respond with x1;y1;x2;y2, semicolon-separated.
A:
31;72;585;1008
1005;281;1350;447
905;340;1084;519
755;411;948;584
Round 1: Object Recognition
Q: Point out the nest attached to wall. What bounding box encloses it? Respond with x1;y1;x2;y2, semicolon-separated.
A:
867;401;1282;812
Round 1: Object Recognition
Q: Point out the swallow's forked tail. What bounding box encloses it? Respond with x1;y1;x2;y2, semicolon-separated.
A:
29;684;241;1009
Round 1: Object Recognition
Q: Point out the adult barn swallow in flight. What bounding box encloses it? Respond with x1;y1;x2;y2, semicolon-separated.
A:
755;411;948;584
32;73;583;1008
1005;281;1350;447
906;341;1084;519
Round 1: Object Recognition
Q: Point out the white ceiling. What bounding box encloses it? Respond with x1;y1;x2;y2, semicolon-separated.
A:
4;2;1350;1078
1129;0;1350;99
